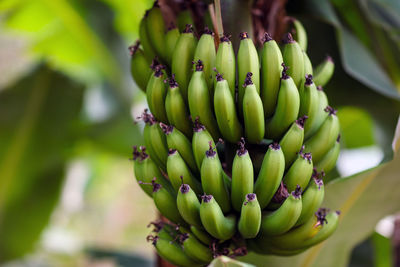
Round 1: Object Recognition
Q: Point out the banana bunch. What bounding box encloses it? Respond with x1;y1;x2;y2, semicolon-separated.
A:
130;3;341;265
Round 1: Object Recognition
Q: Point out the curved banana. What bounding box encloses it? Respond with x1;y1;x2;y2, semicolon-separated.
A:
165;24;180;65
243;72;265;143
181;233;213;264
238;193;261;238
165;75;193;138
299;75;319;136
172;24;198;102
292;19;307;52
305;86;329;138
215;35;236;98
145;4;167;62
199;194;237;240
146;65;168;123
315;135;340;173
265;64;300;139
129;41;151;92
190;226;213;245
282;33;304;88
153;237;201;267
283;148;313;192
231;138;254;211
260;32;283;118
192;119;216;170
193;28;216;91
313;56;335;87
254;143;285;209
303;51;313;75
188;60;220;140
279;116;306;169
214;73;243;143
139;13;156;60
177;184;202;228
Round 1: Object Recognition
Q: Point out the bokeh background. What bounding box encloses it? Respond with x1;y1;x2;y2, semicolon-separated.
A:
1;0;400;266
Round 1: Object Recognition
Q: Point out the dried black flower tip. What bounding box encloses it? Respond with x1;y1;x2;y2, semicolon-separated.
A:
201;194;213;203
273;182;289;203
167;74;179;88
232;247;248;257
296;115;308;128
132;146;141;160
313;176;324;189
195;59;204;71
193;117;205;132
283;33;295;44
239;32;249;40
183;24;194;33
217;138;225;145
168;148;177;155
206;141;217;157
159;122;173;135
180;183;190;194
262;32;273;43
139;146;149;160
128;40;140;56
154;66;164;77
137;109;156;125
246;193;256;202
243;72;253;87
215;71;224;81
146;235;159;245
281;63;289;79
317;85;324;91
302;152;312;163
150;58;162;71
220;35;231;42
315;208;329;226
305;74;313;86
179;233;189;243
326;55;334;63
147;220;165;232
292;185;302;198
324;106;337;115
237;137;248;156
270;142;281;150
202;26;213;35
337;134;341;143
312;168;326;180
336;210;341;215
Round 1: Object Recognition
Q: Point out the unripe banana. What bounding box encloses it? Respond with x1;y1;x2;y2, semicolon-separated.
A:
139;13;156;60
282;33;304;88
172;24;198;102
243;72;265;143
215;35;236;98
254;143;285;209
181;233;213;264
265;64;300;139
304;106;340;163
146;65;169;123
237;32;260;115
165;75;193;138
238;193;261;238
165;25;180;65
160;123;198;173
190;226;213;245
188;60;220;140
260;32;283;118
231;138;254;211
305;86;329;138
193;28;216;91
177;9;195;32
201;143;231;213
296;175;325;226
192;119;216;170
292;19;307;52
129;41;151;92
260;187;302;236
299;75;319;136
199;194;237;240
132;146;148;196
214;73;243;143
303;51;313;75
145;4;167;62
177;184;202;227
313;56;335;87
167;149;202;194
279;116;306;169
283;148;313;192
315;135;340;173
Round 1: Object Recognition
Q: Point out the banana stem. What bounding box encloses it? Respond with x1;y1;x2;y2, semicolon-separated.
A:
214;0;224;37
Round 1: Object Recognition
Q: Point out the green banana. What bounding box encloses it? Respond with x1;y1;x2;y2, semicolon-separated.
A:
282;33;304;88
188;60;220;140
303;51;313;75
190;225;213;245
238;193;261;238
172;24;198;102
283;148;313;192
201;143;231;213
279;116;306;169
243;72;265;143
177;184;202;227
314;56;335;87
305;86;329;139
160;123;198;173
304;106;340;163
215;35;236;98
265;64;300;139
193;28;216;91
177;9;195;32
199;194;237;240
145;4;167;62
139;13;156;60
146;65;168;123
129;41;151;92
260;32;283;118
192;119;216;170
299;75;319;136
165;24;180;65
165;75;193;138
237;32;260;115
167;149;202;194
254;143;285;209
231;138;254;212
214;73;243;143
296;175;325;226
292;19;307;52
260;186;302;236
181;233;213;264
315;135;340;173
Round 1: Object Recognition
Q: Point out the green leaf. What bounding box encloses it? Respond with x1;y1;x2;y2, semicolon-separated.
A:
241;117;400;267
0;65;84;262
209;256;256;267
